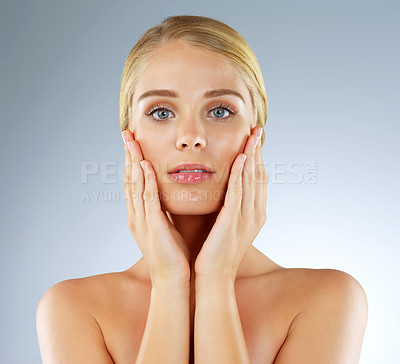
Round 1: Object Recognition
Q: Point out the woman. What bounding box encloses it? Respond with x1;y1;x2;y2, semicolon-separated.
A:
36;15;368;364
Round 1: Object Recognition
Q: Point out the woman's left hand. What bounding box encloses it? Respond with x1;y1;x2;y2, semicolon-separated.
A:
194;126;268;281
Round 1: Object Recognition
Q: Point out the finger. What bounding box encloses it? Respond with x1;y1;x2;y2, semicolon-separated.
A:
127;140;145;219
254;136;268;218
163;209;176;227
242;128;259;216
140;160;163;219
123;138;136;220
224;153;247;214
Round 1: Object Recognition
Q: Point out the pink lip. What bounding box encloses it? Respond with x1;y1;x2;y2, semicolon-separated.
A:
167;171;213;184
167;162;214;185
168;162;214;174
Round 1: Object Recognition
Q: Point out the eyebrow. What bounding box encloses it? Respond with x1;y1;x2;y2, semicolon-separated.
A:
137;88;245;104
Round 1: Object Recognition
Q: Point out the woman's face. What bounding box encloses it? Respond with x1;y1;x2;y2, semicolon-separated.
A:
130;39;255;215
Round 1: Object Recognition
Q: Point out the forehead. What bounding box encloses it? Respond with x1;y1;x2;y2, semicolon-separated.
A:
135;40;250;103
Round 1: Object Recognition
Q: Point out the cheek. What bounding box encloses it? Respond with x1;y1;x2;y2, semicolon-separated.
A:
215;134;247;183
135;137;166;173
218;132;248;160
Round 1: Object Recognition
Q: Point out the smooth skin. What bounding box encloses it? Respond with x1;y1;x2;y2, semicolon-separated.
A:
36;39;368;364
122;122;262;362
120;39;271;363
125;38;262;277
123;124;264;283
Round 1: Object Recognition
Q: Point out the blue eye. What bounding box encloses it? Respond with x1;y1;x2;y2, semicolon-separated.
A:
145;103;237;123
145;105;173;122
211;107;230;118
154;109;173;120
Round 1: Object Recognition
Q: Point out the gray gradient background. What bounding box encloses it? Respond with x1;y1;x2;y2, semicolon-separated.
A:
1;0;398;363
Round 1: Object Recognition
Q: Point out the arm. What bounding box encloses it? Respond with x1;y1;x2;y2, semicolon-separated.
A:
192;128;264;362
36;281;114;364
136;280;190;364
194;276;250;364
121;131;192;362
274;270;368;363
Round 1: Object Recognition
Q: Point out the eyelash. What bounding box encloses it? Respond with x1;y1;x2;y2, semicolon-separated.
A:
144;103;237;122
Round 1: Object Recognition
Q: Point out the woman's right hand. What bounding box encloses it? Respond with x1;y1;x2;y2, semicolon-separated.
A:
122;130;191;286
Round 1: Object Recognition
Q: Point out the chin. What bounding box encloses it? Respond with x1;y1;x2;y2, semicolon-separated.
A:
159;189;224;215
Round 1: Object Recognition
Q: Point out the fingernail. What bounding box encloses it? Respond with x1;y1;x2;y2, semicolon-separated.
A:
240;154;247;166
253;136;259;147
127;140;134;155
139;160;147;171
121;131;128;144
256;127;262;139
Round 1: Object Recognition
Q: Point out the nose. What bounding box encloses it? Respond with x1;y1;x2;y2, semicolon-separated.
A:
175;119;207;150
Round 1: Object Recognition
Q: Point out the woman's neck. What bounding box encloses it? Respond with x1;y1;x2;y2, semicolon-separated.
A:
167;210;219;267
127;211;282;283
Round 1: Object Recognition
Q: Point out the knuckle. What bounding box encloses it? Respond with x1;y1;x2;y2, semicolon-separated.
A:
131;183;138;194
123;160;132;172
124;191;133;202
123;173;132;185
128;191;139;202
233;184;243;197
255;166;267;182
246;174;257;189
142;190;154;201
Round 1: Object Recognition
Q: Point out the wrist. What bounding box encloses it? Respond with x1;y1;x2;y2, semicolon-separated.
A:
195;264;237;282
195;274;235;288
151;278;191;292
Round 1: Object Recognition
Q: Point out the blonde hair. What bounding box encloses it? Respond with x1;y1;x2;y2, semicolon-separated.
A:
119;15;268;146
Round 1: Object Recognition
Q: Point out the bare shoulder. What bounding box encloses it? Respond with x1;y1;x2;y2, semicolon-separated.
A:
271;267;367;297
267;267;369;323
36;273;126;364
37;272;125;309
37;271;141;318
270;268;368;363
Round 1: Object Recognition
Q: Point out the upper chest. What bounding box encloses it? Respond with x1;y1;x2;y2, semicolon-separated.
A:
89;270;308;364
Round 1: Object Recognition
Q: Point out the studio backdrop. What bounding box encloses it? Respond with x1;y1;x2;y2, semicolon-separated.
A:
1;1;399;363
